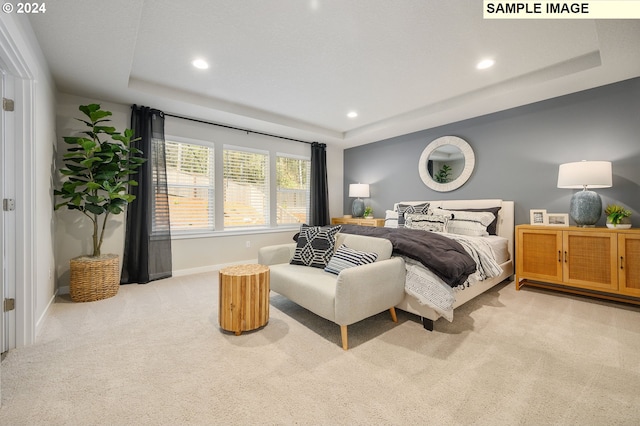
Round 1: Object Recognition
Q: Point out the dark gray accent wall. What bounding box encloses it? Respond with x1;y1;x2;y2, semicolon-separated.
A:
344;77;640;227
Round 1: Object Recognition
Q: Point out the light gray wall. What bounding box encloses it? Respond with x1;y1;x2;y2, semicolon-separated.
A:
344;77;640;227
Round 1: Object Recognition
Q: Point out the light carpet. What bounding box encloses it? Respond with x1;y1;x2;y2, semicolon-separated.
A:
1;272;640;425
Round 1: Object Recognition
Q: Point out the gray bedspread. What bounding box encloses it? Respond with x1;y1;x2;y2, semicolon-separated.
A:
338;225;476;287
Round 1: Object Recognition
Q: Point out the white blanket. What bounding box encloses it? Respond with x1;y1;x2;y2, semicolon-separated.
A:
403;233;503;321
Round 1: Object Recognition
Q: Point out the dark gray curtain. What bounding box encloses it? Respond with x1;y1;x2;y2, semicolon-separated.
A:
121;105;172;284
309;142;330;226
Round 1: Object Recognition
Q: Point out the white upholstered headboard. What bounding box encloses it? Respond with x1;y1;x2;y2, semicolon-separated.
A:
393;199;515;261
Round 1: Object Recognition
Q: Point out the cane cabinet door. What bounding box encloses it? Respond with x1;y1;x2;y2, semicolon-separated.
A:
618;233;640;297
517;227;563;284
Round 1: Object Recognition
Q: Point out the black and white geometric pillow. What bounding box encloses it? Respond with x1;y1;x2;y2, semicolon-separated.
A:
324;244;378;275
290;224;341;268
396;203;430;227
405;213;451;232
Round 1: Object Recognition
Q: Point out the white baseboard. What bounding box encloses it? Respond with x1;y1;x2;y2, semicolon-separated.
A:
172;259;257;277
55;260;256;297
35;291;58;341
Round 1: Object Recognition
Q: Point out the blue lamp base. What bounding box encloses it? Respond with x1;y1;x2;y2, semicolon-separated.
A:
352;198;365;218
569;190;602;227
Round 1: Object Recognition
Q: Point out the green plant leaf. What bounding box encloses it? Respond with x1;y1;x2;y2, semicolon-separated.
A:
79;104;101;116
79;139;97;152
89;110;112;123
107;204;124;214
85;203;105;215
94;126;117;134
86;195;104;204
80;157;101;168
63;136;87;145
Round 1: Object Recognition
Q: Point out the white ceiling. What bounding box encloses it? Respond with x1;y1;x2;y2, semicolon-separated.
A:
28;1;640;149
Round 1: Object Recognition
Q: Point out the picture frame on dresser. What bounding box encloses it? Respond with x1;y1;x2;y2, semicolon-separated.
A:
530;209;547;225
546;213;569;226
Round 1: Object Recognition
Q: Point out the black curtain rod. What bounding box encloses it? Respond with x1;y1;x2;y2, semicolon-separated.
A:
163;112;313;145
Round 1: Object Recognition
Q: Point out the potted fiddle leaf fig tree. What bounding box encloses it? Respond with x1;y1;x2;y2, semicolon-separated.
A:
54;104;145;302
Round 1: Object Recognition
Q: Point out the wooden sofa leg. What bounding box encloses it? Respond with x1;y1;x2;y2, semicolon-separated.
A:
389;307;398;323
340;325;348;350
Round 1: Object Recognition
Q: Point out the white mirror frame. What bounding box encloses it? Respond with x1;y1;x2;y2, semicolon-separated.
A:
418;136;475;192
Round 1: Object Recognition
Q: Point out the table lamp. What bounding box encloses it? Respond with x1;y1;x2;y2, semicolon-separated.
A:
349;183;369;218
557;160;612;227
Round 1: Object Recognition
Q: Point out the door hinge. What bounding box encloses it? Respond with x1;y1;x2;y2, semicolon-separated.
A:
3;298;15;312
3;97;14;112
3;198;15;211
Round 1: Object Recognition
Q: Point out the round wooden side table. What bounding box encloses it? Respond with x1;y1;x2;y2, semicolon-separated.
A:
218;264;270;335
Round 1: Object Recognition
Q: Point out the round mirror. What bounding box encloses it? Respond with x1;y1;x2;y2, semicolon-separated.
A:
418;136;475;192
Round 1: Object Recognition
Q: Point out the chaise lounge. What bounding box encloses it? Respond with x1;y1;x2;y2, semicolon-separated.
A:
258;232;406;350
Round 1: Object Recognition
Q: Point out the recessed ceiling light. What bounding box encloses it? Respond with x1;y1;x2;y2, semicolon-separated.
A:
476;59;495;70
347;111;358;118
192;59;209;70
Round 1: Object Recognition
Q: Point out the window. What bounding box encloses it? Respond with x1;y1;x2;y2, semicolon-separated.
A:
223;147;269;228
276;155;310;225
165;140;215;232
163;136;309;235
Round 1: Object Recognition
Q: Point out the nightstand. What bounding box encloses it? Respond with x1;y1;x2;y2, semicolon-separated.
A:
331;217;385;227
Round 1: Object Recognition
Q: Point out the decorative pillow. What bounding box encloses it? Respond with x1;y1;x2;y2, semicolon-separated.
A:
384;210;399;228
449;206;502;235
324;244;378;275
396;203;430;227
290;224;341;268
431;208;495;237
405;213;451;232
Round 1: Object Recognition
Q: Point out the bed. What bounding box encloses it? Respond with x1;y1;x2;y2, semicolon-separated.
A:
340;199;514;331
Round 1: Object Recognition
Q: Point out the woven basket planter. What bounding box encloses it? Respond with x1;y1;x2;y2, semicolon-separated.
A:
69;254;120;302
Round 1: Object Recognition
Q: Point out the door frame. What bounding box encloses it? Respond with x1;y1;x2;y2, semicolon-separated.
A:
0;17;37;349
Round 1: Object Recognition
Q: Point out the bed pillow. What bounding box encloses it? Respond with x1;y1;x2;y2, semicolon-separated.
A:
384;210;399;228
449;206;502;235
396;203;430;227
405;213;451;233
290;224;341;268
324;244;378;275
431;208;495;237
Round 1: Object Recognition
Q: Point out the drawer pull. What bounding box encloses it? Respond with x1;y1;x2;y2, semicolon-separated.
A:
558;250;561;262
564;251;568;263
620;256;624;270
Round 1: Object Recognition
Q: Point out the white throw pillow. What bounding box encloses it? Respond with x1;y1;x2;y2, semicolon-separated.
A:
384;210;398;228
431;208;495;237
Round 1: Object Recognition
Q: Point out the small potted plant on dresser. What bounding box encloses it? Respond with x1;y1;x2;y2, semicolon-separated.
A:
604;204;632;229
364;206;374;219
54;104;145;302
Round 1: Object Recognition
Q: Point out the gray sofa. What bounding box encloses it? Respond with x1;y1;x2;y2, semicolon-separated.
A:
258;233;406;350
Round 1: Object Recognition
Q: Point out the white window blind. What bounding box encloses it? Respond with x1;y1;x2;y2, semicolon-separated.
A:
276;155;310;225
165;140;215;232
223;147;269;228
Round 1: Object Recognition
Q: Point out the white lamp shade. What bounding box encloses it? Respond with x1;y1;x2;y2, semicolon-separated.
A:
349;183;370;198
557;161;612;189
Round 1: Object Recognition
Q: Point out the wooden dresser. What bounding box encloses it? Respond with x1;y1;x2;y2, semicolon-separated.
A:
515;224;640;304
331;217;385;227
